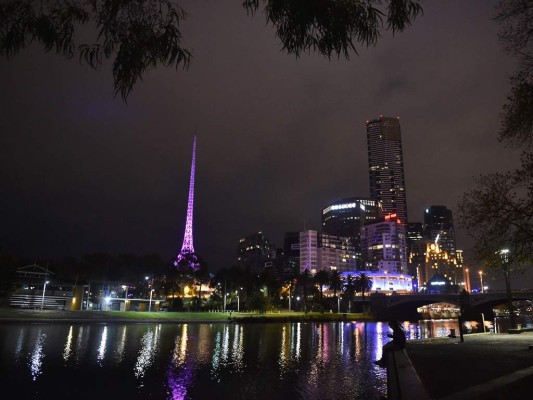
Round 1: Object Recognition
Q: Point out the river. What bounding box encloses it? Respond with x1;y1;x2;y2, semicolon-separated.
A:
1;319;462;400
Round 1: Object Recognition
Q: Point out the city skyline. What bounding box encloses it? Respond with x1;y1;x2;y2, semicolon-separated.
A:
1;1;531;288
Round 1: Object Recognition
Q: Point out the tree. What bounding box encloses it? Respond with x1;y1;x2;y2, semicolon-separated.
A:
354;272;373;313
298;268;313;313
329;270;343;301
343;274;356;313
457;0;533;331
494;1;533;148
457;154;533;329
314;269;330;303
1;0;422;101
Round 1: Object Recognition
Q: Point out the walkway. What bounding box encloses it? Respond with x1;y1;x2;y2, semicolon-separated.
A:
399;332;533;399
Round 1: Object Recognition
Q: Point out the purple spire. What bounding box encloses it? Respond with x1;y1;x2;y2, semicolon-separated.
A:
175;136;198;270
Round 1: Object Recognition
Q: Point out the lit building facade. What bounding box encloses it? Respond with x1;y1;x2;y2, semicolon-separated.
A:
236;231;275;272
366;116;408;224
423;205;457;261
360;215;408;274
340;270;413;294
299;230;357;274
318;233;357;272
299;230;318;273
321;197;381;268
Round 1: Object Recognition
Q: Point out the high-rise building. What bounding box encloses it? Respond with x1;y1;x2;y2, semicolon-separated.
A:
423;205;457;260
299;230;318;273
360;214;408;274
406;222;424;284
236;231;275;272
299;230;357;274
366;116;408;224
321;197;381;268
318;233;357;272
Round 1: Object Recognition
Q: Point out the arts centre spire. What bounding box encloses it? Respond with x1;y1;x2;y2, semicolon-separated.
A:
175;136;199;270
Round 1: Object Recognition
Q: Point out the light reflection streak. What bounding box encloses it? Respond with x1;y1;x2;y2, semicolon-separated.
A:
232;324;244;371
63;326;74;362
354;323;362;361
75;326;88;361
29;329;46;381
322;324;329;364
14;327;25;363
211;331;221;380
221;325;229;363
97;326;108;365
295;323;301;360
375;322;384;363
114;326;127;364
167;324;193;400
134;326;160;381
279;325;287;374
196;325;210;364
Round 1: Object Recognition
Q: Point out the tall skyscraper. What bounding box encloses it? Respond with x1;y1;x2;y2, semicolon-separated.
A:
366;116;408;224
175;136;199;270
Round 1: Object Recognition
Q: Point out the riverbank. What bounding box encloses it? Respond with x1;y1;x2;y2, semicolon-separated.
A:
0;308;375;323
402;332;533;399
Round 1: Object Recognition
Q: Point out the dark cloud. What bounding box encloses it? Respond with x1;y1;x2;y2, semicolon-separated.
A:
2;1;532;289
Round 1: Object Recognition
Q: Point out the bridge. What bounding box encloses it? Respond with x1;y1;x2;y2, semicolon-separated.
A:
367;290;533;321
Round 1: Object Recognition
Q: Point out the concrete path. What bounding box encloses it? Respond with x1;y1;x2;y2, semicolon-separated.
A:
404;332;533;399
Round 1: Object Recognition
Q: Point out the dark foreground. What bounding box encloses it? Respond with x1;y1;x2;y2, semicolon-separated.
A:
404;332;533;399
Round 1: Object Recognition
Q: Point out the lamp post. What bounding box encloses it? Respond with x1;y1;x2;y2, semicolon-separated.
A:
122;285;129;311
479;271;484;293
148;289;154;312
236;290;240;312
223;281;227;312
41;280;49;310
337;296;341;313
499;248;516;329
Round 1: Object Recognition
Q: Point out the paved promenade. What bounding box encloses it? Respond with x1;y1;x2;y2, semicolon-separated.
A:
403;332;533;399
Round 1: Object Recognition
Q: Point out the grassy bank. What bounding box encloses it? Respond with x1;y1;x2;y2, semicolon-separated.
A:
0;308;375;323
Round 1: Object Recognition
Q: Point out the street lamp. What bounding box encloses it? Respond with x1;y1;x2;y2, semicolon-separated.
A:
41;280;49;310
122;285;129;311
479;271;484;293
148;288;154;312
236;290;240;312
337;296;341;313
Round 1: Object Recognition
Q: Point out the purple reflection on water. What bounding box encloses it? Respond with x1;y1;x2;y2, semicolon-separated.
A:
167;363;193;400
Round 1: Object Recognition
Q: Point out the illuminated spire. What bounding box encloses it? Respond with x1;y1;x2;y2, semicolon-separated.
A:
175;136;198;270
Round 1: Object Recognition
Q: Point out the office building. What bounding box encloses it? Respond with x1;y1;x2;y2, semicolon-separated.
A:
360;214;408;274
321;197;381;268
366;116;408;224
236;231;275;272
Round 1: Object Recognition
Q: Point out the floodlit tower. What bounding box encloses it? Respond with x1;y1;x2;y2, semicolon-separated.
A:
175;136;199;270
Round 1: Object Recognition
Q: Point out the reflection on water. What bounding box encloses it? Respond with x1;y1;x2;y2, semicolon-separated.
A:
0;320;456;399
29;329;46;381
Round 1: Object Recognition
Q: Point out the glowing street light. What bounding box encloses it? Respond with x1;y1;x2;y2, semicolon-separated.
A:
41;280;49;310
148;289;154;312
479;270;484;293
122;285;129;311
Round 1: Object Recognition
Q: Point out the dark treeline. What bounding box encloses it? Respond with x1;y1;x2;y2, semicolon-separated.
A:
0;251;170;284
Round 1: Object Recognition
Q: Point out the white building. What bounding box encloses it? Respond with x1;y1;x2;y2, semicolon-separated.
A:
361;215;408;274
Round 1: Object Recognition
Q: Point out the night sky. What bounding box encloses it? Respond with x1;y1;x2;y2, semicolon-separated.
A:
1;1;531;288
